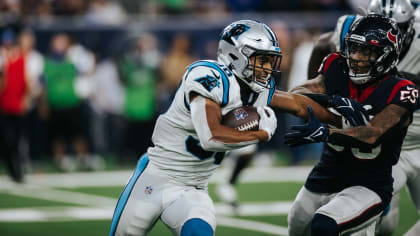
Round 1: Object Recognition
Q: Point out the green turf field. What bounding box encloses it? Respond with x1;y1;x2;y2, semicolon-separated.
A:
0;167;418;236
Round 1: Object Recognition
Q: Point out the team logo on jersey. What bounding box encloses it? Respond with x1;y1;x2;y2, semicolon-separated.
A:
145;186;153;194
234;108;248;120
194;74;220;92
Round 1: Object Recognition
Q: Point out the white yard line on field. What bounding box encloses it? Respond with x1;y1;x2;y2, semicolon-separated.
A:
0;201;293;222
4;184;117;206
217;216;288;236
0;166;311;190
0;166;304;234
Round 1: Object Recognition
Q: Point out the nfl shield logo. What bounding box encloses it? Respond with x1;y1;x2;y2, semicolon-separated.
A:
145;186;153;194
234;108;248;120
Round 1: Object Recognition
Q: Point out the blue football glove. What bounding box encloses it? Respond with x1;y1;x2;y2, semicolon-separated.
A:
284;106;329;147
329;95;370;126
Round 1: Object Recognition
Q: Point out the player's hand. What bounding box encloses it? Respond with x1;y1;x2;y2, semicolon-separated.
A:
257;106;277;141
329;95;371;126
284;106;329;147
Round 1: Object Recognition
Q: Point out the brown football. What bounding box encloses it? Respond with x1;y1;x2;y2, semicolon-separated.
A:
222;106;260;131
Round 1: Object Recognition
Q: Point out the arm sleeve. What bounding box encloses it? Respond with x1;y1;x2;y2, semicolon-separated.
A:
190;96;258;152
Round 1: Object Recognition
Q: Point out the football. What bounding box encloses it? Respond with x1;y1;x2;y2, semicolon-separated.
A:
222;106;260;131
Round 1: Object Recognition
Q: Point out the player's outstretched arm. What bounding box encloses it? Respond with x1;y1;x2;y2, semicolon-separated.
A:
189;93;271;152
328;104;411;148
269;87;341;127
285;104;411;149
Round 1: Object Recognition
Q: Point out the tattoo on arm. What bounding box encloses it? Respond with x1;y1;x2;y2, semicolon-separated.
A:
289;75;327;94
330;104;409;144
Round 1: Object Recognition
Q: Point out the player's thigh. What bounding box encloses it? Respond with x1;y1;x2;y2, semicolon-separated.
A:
316;186;385;235
407;173;420;212
161;188;216;236
392;161;408;194
111;156;164;236
401;148;420;212
288;186;332;236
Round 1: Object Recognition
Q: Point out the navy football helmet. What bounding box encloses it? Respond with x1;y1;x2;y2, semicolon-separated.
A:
343;14;402;85
368;0;415;58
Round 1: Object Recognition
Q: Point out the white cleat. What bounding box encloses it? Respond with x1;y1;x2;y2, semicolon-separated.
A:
216;183;238;207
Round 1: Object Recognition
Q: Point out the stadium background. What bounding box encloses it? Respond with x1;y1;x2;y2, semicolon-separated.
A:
0;0;418;235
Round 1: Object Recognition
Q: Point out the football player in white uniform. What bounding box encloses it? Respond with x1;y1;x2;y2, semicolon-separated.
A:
306;0;420;235
109;20;343;236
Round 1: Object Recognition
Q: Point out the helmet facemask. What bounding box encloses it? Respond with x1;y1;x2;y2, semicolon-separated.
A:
243;46;282;91
344;39;382;84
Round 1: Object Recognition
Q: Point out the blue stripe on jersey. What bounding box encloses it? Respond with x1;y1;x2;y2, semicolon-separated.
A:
267;79;275;105
187;61;230;107
109;154;149;236
340;15;356;51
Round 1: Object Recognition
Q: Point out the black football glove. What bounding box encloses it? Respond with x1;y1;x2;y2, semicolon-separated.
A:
329;95;370;126
284;106;329;147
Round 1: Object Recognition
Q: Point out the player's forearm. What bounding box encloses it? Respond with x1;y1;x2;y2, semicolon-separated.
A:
199;122;262;152
271;90;340;126
328;125;382;148
190;96;261;152
328;105;410;148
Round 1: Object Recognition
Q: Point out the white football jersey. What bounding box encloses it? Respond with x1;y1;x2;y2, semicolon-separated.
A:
330;14;420;150
147;60;275;187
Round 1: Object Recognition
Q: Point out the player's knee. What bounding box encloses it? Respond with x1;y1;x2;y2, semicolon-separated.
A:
311;213;339;236
377;204;399;236
181;218;213;236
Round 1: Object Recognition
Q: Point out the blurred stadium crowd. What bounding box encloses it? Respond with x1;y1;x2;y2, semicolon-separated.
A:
0;0;366;181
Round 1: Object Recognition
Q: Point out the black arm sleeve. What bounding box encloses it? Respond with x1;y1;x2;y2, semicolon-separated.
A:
302;93;332;108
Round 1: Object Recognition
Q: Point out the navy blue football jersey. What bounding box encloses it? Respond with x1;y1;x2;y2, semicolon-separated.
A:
306;53;419;203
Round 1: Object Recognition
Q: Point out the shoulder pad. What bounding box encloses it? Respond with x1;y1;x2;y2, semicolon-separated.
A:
387;79;419;112
318;53;341;75
184;60;231;107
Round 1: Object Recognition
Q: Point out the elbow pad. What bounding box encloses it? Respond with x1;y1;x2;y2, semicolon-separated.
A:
190;96;257;152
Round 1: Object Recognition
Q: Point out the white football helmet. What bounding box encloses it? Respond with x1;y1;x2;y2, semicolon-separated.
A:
368;0;415;55
217;20;282;93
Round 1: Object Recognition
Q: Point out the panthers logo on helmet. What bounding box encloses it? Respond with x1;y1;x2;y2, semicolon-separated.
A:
221;24;250;44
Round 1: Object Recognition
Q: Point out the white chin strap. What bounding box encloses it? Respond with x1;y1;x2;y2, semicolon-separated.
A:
239;76;265;93
349;68;372;85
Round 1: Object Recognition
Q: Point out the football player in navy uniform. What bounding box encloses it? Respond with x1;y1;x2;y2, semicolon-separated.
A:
285;15;419;236
110;20;354;236
307;0;420;235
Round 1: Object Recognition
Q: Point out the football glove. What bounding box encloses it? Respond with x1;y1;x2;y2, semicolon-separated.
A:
257;106;277;141
284;106;329;147
329;95;371;126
